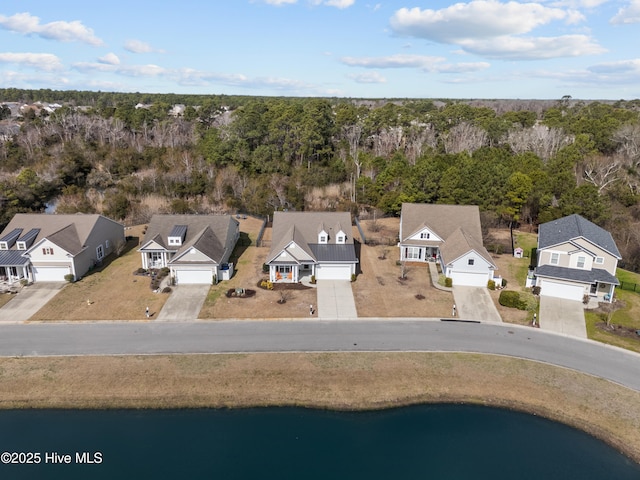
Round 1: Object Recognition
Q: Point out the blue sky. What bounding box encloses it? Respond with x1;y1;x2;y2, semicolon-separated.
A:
0;0;639;99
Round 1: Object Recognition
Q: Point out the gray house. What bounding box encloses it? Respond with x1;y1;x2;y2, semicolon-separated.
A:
535;214;620;302
138;215;239;284
0;214;125;282
265;211;358;282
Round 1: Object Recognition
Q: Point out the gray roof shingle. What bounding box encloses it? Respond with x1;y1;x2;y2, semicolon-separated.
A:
538;214;621;258
535;265;619;285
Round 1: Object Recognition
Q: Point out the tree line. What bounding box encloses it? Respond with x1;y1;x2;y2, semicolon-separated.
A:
1;90;639;271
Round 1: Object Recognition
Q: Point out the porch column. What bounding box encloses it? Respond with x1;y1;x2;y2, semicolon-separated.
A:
610;284;615;302
269;265;275;282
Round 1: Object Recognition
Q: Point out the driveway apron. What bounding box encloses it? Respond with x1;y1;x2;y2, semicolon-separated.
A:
155;285;210;321
316;280;357;320
539;296;586;338
452;285;502;323
0;283;65;323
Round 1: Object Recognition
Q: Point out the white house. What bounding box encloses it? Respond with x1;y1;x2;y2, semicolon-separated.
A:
534;214;620;302
138;215;239;285
265;211;358;282
399;203;497;287
0;214;125;283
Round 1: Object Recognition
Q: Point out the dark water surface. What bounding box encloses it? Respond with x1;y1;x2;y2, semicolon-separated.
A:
0;405;639;479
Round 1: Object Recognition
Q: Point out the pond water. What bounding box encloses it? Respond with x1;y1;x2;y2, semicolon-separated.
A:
0;405;638;479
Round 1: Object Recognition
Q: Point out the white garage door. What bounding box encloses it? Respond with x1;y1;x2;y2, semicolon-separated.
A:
315;264;352;280
175;269;212;284
450;271;489;287
540;280;584;301
33;266;70;282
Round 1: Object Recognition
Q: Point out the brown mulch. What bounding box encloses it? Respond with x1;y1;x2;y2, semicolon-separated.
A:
596;322;640;340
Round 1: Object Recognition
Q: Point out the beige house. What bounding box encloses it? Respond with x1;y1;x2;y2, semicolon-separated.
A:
266;211;358;282
399;203;497;287
535;214;620;302
0;214;125;282
138;215;239;284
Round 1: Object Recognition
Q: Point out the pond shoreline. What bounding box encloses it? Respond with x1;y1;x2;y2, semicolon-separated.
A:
1;352;639;464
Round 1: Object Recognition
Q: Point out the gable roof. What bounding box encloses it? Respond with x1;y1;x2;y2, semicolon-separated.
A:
268;211;355;264
140;215;238;264
440;227;496;267
538;214;621;259
0;214;119;256
400;203;483;244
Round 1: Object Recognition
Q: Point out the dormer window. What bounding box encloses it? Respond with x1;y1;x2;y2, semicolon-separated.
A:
318;230;328;244
0;242;7;250
168;225;187;247
336;233;346;244
16;242;26;250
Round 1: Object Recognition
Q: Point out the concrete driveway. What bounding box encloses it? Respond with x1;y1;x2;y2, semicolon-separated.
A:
155;285;210;321
539;295;586;338
452;286;502;323
0;283;65;323
316;280;357;319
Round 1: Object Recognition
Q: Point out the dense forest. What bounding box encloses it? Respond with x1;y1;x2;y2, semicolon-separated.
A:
1;89;640;271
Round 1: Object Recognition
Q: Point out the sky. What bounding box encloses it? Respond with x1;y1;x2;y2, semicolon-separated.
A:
0;0;639;100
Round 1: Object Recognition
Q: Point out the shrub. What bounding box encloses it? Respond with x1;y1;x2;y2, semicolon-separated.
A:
501;278;508;288
487;279;496;290
351;273;357;282
444;277;453;288
64;274;75;283
162;287;172;293
262;263;269;273
19;278;29;286
137;267;146;274
531;286;541;296
260;280;273;290
310;275;316;284
499;290;527;310
160;267;170;276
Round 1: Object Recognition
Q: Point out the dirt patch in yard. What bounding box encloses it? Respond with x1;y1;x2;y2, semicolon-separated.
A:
29;225;168;321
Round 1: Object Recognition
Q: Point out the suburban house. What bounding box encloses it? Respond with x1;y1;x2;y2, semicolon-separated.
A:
399;203;497;287
534;214;620;302
0;213;125;283
265;211;358;282
138;215;239;285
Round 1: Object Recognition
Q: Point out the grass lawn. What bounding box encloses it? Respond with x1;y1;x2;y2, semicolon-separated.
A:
29;225;168;321
0;293;14;309
586;268;640;353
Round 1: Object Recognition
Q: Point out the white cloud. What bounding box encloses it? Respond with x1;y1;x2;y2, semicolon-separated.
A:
588;59;640;74
460;34;606;59
73;61;166;77
388;1;603;60
124;39;164;54
435;62;491;73
260;0;297;5
610;0;640;24
98;53;120;65
341;54;445;69
550;0;609;7
318;0;355;8
0;52;63;71
0;12;103;46
348;72;387;83
390;2;572;42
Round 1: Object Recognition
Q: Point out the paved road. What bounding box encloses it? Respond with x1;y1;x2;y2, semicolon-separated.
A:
1;319;639;392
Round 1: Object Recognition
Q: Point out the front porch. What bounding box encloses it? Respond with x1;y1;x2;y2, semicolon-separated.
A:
0;264;31;284
141;250;170;270
269;263;314;283
400;245;440;263
585;281;617;308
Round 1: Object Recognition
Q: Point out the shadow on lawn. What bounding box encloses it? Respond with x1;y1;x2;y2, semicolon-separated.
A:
81;236;140;279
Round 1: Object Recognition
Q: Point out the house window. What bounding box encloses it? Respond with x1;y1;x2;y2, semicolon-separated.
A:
149;252;163;265
468;258;475;266
337;235;345;244
420;232;430;239
405;247;422;260
0;242;7;250
17;242;26;250
576;256;585;269
319;235;327;243
277;266;291;273
550;252;559;265
96;244;104;260
595;257;604;265
42;247;54;255
168;237;181;246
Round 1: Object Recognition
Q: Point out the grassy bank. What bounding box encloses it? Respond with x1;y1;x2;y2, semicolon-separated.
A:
1;352;639;464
